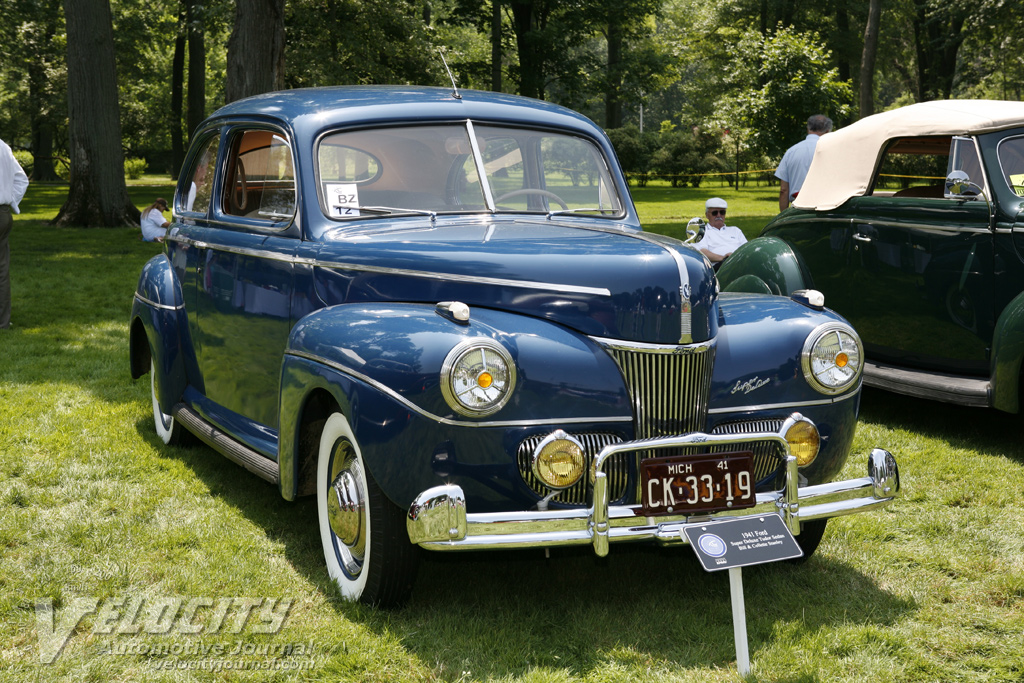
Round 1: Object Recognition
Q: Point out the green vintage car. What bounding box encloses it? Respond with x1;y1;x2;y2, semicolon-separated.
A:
719;100;1024;411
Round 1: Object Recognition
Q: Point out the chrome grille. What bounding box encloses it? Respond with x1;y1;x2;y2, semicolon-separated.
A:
517;432;628;505
605;342;715;438
707;418;787;483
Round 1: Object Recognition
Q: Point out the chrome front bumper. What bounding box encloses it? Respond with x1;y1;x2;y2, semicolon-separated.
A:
406;429;900;557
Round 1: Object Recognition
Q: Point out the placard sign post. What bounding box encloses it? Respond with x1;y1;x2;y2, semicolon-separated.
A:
683;514;804;677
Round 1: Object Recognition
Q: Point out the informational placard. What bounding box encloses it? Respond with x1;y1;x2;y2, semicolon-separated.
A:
684;514;802;572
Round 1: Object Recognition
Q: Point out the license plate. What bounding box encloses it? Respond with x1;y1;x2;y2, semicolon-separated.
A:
640;451;756;516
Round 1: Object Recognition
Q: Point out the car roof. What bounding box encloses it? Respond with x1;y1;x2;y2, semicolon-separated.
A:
208;85;606;140
794;99;1024;211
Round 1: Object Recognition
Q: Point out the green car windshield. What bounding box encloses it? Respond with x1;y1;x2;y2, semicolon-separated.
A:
317;123;623;219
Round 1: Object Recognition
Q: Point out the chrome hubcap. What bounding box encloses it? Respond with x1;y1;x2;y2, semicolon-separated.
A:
326;440;366;576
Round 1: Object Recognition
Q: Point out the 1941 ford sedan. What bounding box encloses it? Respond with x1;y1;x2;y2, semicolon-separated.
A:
130;86;900;606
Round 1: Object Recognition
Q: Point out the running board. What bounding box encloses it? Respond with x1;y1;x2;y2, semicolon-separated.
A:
862;360;991;408
172;403;280;484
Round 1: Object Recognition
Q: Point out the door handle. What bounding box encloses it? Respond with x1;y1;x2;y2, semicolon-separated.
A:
852;234;872;243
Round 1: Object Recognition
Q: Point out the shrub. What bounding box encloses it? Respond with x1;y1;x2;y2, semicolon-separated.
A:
124;157;148;180
13;150;33;177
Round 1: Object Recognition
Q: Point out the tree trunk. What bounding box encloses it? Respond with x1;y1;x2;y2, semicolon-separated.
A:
186;1;206;141
509;0;545;100
605;20;623;129
491;0;502;92
859;0;881;118
55;0;139;227
171;2;186;178
225;0;287;103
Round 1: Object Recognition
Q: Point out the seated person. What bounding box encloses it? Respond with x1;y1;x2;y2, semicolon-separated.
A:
695;197;746;265
140;198;170;242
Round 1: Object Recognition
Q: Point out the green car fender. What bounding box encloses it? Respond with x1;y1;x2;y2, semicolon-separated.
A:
990;289;1024;414
716;236;811;296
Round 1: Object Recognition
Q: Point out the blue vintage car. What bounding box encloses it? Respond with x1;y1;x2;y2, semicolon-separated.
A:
130;86;900;606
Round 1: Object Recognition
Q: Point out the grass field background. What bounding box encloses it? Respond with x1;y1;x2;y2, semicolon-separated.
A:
1;179;1022;681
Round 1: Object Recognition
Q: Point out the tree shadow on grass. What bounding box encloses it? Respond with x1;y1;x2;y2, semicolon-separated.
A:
136;417;913;681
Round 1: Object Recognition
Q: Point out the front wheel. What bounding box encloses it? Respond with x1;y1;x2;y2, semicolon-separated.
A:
789;519;828;563
317;413;418;607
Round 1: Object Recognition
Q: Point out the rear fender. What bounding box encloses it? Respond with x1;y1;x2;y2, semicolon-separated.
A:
717;236;811;296
129;254;192;412
990;290;1024;413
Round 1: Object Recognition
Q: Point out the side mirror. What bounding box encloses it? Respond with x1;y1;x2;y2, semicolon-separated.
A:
944;170;983;199
685;217;706;244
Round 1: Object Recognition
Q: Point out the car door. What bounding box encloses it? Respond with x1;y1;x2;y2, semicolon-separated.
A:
190;126;299;453
811;136;993;374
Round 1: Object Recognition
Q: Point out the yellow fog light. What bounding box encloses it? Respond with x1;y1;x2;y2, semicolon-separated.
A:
784;416;820;467
531;430;586;490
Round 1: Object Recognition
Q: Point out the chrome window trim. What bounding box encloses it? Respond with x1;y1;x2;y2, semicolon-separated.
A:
465;120;495;212
286;350;631;428
133;292;182;312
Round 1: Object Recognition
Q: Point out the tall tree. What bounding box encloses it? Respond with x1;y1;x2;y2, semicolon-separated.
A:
859;0;882;117
55;0;138;227
225;0;286;102
912;0;967;100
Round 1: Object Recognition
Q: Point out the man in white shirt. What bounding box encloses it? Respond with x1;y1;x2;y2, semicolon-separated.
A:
775;114;832;211
0;138;29;330
695;197;746;265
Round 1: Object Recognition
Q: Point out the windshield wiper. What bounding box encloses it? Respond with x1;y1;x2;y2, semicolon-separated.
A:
336;205;437;222
546;207;619;219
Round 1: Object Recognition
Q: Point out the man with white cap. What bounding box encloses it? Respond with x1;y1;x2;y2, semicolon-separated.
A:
695;197;746;265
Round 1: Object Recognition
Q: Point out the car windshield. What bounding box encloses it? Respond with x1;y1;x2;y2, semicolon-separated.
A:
317;123;623;219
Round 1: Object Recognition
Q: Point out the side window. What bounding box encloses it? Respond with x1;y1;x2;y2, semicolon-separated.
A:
221;129;296;224
181;135;219;215
870;136;951;199
996;135;1024;196
946;136;986;197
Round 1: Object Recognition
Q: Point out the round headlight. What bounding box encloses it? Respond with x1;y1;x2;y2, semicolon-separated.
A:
532;430;586;490
801;323;862;395
783;415;820;467
441;339;516;417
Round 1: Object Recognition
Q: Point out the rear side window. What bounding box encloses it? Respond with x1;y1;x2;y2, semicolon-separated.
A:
179;135;219;215
870;135;986;199
997;135;1024;196
221;129;296;225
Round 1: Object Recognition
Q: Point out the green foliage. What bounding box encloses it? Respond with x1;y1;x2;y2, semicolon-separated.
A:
735;25;852;159
123;157;148;180
650;127;728;187
606;125;659;186
12;150;32;176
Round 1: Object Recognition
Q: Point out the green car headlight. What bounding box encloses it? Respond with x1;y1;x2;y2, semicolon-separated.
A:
441;339;517;417
801;323;863;395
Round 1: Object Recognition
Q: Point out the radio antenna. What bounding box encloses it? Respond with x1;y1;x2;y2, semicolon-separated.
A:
439;50;462;100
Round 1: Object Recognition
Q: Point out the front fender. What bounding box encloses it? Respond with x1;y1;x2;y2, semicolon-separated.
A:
278;303;632;504
990;289;1024;413
717;236;811;296
129;254;191;413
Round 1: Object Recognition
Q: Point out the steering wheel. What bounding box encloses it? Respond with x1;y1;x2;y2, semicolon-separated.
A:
233;159;248;212
494;188;568;210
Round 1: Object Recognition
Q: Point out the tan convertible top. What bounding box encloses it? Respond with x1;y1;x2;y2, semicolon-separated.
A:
793;100;1024;211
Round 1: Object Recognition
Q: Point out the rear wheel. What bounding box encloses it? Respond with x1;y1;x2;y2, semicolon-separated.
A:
150;360;188;446
317;413;418;607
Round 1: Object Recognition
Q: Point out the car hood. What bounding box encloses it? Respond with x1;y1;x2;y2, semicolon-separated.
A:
313;217;718;345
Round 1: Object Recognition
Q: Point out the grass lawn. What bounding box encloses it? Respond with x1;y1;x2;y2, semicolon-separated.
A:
1;180;1023;682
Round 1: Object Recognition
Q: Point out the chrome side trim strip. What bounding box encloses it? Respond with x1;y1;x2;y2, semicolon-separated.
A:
133;292;183;311
286;350;631;428
165;234;611;297
706;389;858;414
